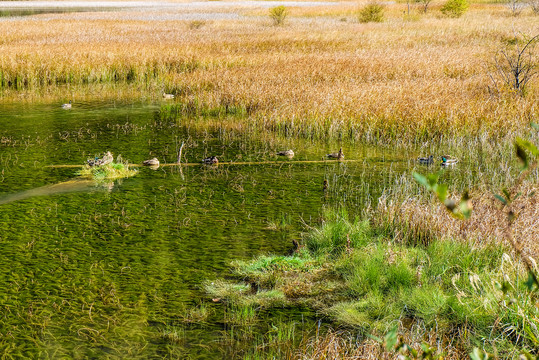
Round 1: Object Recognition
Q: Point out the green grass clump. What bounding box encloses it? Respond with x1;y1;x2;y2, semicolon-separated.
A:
231;255;321;290
305;211;371;257
76;162;137;181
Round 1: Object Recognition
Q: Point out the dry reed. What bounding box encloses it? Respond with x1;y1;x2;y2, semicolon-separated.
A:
294;326;466;359
374;185;539;259
1;5;538;144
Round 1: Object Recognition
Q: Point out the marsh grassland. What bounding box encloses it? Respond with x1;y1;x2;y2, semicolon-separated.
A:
0;0;539;358
1;1;538;145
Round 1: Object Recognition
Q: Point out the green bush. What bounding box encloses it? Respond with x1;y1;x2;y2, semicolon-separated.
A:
358;2;385;23
269;6;288;26
440;0;469;17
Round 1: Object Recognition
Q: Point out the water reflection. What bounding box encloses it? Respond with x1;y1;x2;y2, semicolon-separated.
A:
0;178;114;204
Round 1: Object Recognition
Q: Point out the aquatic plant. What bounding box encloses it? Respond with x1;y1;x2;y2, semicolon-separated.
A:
180;303;212;323
76;162;137;181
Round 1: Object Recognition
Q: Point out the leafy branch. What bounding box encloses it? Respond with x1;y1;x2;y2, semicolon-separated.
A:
412;171;472;220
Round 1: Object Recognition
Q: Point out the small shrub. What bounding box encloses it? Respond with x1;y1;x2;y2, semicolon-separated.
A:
269;6;288;26
440;0;469;17
188;20;206;30
358;2;385;23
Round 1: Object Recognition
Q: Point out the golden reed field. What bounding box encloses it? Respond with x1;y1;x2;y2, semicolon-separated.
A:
0;0;537;145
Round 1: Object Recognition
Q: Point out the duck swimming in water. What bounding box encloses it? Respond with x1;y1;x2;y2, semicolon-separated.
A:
441;155;458;166
143;158;160;166
202;156;219;165
277;150;294;157
417;155;434;165
327;148;344;160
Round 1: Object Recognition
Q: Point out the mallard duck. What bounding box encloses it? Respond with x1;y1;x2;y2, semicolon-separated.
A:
163;92;174;99
98;151;114;166
62;100;72;109
202;156;219;165
327;148;344;160
143;158;160;166
277;149;294;157
87;157;99;167
441;155;458;166
417;155;434;165
88;151;114;167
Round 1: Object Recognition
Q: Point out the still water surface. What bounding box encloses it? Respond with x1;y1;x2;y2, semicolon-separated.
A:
0;99;435;357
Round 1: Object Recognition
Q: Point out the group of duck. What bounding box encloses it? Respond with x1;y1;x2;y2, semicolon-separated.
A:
200;148;344;165
277;148;344;160
417;154;459;166
86;148;345;168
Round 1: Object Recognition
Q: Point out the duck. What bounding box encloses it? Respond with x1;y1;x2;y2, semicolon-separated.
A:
327;148;344;160
143;158;160;166
87;157;99;167
277;149;294;157
202;156;219;165
98;151;114;166
163;92;175;99
441;155;458;166
61;100;72;109
88;151;114;167
417;155;434;165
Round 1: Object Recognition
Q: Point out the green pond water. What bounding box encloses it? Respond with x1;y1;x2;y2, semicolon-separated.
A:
0;99;463;358
0;7;118;18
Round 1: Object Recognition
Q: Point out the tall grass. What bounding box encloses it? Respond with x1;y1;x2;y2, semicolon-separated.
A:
1;7;538;145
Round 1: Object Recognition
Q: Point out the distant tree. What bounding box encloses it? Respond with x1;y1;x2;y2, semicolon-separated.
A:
490;34;538;96
441;0;469;17
415;0;434;13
